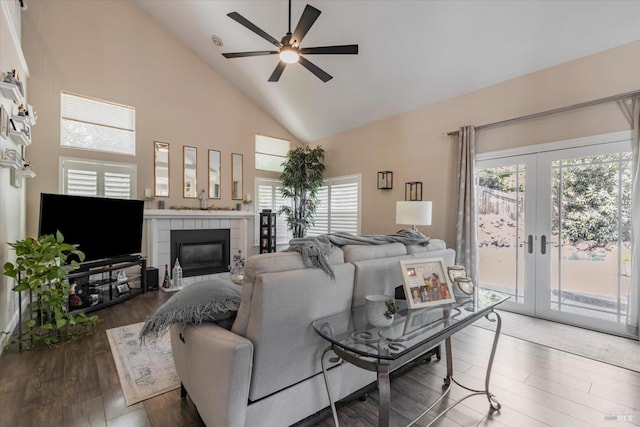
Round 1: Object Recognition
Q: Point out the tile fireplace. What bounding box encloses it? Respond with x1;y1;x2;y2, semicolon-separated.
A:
144;209;254;286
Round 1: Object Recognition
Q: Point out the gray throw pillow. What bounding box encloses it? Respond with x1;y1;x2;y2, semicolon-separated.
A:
140;278;241;342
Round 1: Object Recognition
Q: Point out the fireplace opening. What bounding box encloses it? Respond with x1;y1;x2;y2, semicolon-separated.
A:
170;229;230;277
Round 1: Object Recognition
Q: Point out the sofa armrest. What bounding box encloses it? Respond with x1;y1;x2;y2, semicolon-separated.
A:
171;323;253;427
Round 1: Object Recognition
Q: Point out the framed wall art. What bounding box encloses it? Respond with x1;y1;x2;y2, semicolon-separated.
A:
0;105;8;138
399;257;456;309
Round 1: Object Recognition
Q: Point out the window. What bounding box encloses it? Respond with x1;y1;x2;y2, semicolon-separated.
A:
60;157;137;199
307;175;361;236
61;92;135;155
255;178;292;245
255;135;289;172
255;174;361;245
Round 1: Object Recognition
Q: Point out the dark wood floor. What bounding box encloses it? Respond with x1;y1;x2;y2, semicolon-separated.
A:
1;290;639;427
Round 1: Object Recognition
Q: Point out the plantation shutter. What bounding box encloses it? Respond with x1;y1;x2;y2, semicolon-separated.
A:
309;187;329;235
60;157;137;199
104;172;133;199
255;178;292;245
66;169;98;196
307;175;360;236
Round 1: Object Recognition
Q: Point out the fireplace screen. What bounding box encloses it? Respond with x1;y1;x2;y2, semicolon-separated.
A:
171;229;230;277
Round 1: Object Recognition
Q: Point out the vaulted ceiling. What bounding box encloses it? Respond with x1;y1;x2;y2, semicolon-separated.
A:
135;0;640;143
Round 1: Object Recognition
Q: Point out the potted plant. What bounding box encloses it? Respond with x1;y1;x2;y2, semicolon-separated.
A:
278;145;325;238
2;231;100;348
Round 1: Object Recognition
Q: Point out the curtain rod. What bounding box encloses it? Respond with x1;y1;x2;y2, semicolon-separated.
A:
445;89;640;136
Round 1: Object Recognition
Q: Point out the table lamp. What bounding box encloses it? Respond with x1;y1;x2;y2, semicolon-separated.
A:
396;201;432;231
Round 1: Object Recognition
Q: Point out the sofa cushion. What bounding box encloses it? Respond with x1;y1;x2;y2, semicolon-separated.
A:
233;249;344;336
406;238;447;254
341;242;407;262
140;278;241;341
243;262;355;401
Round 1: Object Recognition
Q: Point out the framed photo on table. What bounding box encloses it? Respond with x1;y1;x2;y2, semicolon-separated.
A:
399;258;456;309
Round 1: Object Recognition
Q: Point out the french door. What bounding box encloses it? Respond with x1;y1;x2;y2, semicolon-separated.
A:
476;132;636;337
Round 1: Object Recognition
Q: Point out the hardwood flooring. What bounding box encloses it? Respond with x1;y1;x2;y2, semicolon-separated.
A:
1;290;638;427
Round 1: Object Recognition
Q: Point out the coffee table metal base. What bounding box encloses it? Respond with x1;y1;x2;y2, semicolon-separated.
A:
320;310;502;427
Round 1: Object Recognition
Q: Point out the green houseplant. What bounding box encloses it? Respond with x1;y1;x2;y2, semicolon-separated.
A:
2;231;100;348
278;145;325;238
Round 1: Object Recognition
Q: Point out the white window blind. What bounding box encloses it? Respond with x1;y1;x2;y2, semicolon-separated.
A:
307;174;361;236
255;178;292;245
255;135;290;172
60;157;137;199
61;92;136;155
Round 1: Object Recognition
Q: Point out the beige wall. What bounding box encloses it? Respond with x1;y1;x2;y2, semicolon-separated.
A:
21;0;296;241
318;41;640;247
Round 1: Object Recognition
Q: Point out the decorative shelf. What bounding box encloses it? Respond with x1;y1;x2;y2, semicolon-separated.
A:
0;158;20;169
377;171;393;190
9;129;30;146
405;181;423;201
12;114;35;127
21;169;36;179
0;81;24;104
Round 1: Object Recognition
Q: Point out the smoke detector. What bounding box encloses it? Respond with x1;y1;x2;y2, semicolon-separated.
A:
211;35;224;48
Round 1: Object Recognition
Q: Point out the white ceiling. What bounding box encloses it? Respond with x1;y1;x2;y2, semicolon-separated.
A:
135;0;640;143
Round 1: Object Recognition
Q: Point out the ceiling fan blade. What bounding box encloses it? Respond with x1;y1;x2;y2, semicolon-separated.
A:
222;51;279;59
298;56;332;82
300;45;359;55
227;12;282;47
268;61;287;82
290;4;321;47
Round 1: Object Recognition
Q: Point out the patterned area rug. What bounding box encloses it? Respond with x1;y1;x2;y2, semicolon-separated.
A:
106;322;180;406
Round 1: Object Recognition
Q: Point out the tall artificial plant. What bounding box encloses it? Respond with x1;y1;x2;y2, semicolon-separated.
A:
278;145;325;238
2;231;100;348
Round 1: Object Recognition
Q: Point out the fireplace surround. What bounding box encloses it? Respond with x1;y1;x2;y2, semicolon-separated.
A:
144;209;254;286
170;229;230;277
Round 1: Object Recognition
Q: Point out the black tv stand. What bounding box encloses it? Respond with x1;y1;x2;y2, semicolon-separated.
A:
66;256;147;314
75;254;143;272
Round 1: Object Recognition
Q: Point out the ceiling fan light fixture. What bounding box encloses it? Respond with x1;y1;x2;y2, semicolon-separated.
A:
279;47;299;64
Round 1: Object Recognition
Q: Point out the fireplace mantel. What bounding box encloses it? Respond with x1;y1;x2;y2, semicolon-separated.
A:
144;209;255;285
144;209;255;220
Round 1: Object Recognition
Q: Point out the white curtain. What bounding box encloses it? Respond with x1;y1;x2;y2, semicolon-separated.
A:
455;125;478;284
628;95;640;337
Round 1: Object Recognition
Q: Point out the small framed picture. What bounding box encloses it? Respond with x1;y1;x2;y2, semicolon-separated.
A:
0;105;8;138
116;282;131;296
399;258;456;309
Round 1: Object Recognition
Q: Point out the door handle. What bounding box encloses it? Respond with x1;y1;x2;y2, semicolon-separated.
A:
541;235;547;254
527;235;533;254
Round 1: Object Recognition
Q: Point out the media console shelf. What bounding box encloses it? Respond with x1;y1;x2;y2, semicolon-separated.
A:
66;255;147;314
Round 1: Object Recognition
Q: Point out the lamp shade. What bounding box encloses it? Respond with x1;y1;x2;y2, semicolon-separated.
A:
396;201;432;227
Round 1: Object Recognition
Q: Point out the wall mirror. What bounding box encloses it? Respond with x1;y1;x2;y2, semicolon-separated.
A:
183;146;197;198
154;141;170;197
208;149;221;199
231;153;243;200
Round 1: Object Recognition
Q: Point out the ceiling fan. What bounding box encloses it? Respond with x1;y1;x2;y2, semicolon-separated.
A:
222;0;358;82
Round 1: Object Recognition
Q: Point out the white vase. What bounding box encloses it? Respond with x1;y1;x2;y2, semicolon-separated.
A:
365;295;394;327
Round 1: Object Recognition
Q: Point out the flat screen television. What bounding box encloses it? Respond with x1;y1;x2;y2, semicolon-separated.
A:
38;193;144;264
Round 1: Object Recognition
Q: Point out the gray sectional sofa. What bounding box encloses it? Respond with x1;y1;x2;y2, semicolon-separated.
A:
169;239;455;427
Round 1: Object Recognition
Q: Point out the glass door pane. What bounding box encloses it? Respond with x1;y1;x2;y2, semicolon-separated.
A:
540;149;632;331
477;155;536;314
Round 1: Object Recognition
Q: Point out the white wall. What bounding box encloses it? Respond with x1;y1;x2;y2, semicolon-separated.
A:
0;0;29;353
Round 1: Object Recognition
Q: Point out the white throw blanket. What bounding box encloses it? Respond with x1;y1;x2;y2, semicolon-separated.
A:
285;229;430;279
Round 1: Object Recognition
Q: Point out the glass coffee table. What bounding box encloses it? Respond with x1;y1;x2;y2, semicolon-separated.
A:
312;290;509;427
